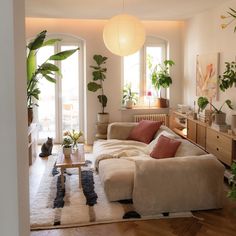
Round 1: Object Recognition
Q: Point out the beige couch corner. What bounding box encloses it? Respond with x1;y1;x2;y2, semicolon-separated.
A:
133;154;225;215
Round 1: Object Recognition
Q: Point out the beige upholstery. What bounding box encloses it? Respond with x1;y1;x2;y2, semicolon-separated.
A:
107;122;137;140
99;158;135;201
95;122;225;214
133;154;225;215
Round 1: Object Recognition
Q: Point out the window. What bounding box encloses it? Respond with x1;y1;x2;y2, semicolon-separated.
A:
33;35;84;143
123;36;167;106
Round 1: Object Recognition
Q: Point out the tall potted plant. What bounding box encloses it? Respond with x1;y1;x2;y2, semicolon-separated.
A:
151;59;175;108
87;54;109;123
197;96;233;125
27;30;79;125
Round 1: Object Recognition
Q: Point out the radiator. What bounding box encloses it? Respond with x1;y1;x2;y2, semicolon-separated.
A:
133;113;169;126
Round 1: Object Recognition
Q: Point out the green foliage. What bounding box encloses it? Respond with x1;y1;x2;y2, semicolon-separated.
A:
122;84;138;105
151;60;175;97
221;8;236;32
227;163;236;200
197;96;233;113
87;54;108;113
62;136;73;148
219;61;236;92
27;30;79;108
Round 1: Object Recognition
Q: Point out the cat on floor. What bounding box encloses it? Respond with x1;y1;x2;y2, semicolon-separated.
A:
39;137;53;157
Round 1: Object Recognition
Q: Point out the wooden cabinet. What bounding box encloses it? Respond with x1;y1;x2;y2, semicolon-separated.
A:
206;128;233;166
187;119;197;143
28;123;39;165
170;110;235;166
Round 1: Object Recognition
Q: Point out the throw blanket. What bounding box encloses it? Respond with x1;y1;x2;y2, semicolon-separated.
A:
93;139;149;171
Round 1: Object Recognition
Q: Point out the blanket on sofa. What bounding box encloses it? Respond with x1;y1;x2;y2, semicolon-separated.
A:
93;139;149;171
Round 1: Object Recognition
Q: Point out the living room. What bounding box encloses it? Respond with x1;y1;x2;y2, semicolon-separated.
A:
1;0;236;235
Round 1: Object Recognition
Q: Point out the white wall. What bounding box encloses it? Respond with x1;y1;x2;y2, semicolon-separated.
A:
0;0;29;235
26;18;183;144
183;0;236;124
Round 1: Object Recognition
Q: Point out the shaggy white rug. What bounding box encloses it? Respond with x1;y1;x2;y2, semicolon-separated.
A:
30;155;193;230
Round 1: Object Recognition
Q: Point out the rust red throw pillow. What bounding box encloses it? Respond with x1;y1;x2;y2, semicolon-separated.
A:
150;135;181;159
128;120;162;144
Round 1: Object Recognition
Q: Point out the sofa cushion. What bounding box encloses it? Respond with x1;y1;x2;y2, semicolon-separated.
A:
175;139;206;157
99;158;135;201
150;135;181;159
128;120;162;144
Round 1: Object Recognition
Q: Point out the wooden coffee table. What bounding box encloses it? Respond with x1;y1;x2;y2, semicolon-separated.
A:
56;144;86;189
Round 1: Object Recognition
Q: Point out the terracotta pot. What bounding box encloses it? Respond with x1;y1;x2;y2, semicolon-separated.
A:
156;98;169;108
97;113;109;123
28;107;33;126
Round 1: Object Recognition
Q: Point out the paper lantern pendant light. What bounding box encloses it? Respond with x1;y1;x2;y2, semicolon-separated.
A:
103;14;146;56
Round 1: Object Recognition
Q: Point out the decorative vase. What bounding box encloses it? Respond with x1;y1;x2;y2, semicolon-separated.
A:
97;113;109;123
212;112;226;125
63;146;72;158
125;100;133;109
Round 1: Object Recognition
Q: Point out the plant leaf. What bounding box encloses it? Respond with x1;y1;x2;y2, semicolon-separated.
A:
226;99;233;109
49;48;79;60
98;95;107;108
87;82;101;92
42;39;61;47
44;75;56;83
40;63;60;72
27;30;47;50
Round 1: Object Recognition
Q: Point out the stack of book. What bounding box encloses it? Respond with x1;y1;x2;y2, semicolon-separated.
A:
198;109;212;123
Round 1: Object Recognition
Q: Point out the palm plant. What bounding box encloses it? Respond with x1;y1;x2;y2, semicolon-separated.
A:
122;84;138;105
27;30;79;108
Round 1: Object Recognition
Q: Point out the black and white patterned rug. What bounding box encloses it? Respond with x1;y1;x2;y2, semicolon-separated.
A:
30;155;192;230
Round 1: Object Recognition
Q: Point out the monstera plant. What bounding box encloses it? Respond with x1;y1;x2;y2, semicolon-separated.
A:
27;30;79;125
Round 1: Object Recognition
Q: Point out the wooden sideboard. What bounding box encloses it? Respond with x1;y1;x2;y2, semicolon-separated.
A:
28;123;39;165
170;110;236;166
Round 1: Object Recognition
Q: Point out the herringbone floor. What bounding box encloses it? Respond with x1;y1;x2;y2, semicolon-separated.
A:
30;146;236;236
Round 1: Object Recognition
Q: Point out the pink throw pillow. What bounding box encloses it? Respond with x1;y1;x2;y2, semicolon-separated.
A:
150;135;181;159
128;120;162;144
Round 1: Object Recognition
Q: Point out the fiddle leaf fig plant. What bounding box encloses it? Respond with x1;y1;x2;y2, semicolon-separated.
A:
219;61;236;92
27;30;79;108
197;96;233;113
87;54;108;113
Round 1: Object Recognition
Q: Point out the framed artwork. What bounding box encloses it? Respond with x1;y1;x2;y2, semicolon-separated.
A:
196;53;219;100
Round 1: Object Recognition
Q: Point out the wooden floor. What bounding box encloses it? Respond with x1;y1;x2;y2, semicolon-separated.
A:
30;146;236;236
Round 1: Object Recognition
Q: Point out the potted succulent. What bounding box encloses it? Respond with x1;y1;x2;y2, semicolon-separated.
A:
27;30;79;126
122;84;138;109
151;59;175;108
87;54;109;123
197;96;233;125
62;135;73;157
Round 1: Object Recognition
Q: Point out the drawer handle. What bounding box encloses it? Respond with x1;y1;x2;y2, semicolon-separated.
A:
217;135;219;139
216;148;219;151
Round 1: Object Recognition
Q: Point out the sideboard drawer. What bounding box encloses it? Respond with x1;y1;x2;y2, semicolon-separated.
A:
206;128;232;165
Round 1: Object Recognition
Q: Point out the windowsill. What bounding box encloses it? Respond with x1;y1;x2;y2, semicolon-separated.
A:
120;106;169;111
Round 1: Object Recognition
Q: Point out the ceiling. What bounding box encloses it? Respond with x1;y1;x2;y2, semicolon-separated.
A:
25;0;230;21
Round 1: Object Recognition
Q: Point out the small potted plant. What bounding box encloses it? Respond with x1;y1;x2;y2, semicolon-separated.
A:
87;54;109;123
62;136;73;157
151;60;175;108
64;129;83;149
122;84;138;109
197;96;233;125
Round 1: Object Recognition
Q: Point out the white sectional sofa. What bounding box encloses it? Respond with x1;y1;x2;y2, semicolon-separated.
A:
93;122;225;215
